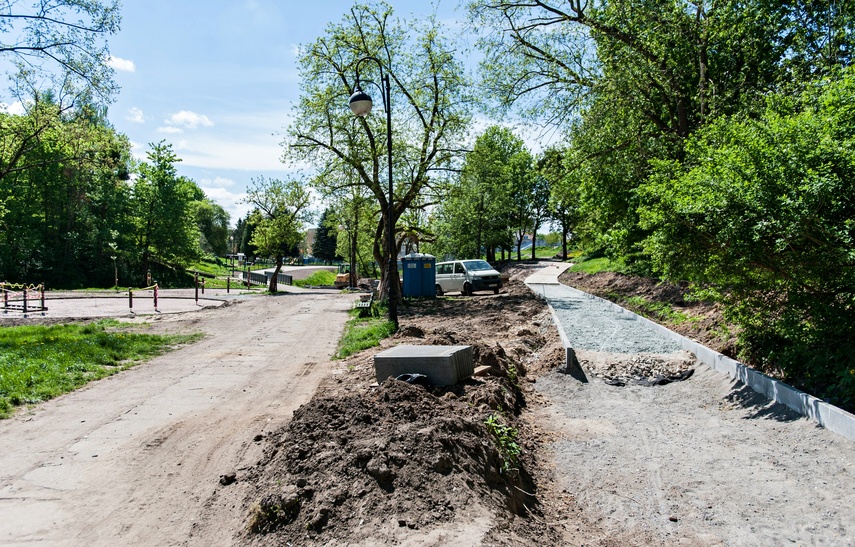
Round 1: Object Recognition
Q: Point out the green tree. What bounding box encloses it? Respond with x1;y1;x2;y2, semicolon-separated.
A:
130;141;202;282
528;174;550;260
637;68;855;409
239;212;258;259
538;147;579;260
313;207;341;263
243;176;312;292
470;0;853;130
1;0;121;104
285;1;471;302
0;101;133;287
1;1;122;212
469;0;855;264
191;199;230;256
427;126;534;263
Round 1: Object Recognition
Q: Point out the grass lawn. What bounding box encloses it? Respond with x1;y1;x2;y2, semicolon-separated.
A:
335;305;395;359
293;270;337;288
567;255;627;274
0;320;201;418
186;258;233;277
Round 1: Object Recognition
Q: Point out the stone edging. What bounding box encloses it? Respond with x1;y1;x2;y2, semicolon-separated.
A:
540;284;855;442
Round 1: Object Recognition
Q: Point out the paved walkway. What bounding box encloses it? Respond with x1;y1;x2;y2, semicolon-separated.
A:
525;265;683;354
523;261;855;545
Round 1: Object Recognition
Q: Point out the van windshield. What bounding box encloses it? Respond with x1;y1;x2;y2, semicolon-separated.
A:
462;260;493;271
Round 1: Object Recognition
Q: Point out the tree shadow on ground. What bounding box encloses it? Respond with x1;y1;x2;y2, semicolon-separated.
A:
724;381;804;423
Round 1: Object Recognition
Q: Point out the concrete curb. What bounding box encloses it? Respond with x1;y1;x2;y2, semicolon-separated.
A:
532;282;855;442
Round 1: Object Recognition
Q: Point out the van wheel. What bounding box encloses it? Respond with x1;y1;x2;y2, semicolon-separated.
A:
493;287;500;294
435;284;443;296
463;282;473;296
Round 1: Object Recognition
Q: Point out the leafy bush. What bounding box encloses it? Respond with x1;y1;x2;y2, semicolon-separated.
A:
637;68;855;410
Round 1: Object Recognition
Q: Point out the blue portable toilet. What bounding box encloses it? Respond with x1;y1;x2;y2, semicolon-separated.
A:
401;253;436;297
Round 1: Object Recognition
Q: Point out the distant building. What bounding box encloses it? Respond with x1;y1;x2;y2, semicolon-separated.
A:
303;228;317;256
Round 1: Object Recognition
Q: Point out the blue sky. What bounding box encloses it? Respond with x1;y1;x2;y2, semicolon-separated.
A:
106;0;469;225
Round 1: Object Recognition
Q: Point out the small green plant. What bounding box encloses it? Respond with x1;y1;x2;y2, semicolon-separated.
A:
624;295;691;325
484;413;521;474
506;363;518;385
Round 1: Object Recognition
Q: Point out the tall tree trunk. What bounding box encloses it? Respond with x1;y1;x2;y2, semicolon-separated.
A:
531;226;538;260
350;226;358;288
268;254;283;292
562;227;569;260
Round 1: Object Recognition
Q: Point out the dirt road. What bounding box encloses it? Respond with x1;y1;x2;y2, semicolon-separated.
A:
0;291;351;546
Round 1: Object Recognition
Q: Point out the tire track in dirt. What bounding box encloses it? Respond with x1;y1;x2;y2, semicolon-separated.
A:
0;292;350;546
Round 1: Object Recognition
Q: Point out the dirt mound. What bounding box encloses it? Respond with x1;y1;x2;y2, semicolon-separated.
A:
240;378;553;545
239;264;566;545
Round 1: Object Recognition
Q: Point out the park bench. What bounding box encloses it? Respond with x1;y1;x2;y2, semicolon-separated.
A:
354;293;375;316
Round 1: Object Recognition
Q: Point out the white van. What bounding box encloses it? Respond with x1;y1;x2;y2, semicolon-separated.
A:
435;260;502;296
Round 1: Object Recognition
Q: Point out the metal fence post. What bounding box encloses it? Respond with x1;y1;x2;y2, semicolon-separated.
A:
154;284;159;312
129;288;133;312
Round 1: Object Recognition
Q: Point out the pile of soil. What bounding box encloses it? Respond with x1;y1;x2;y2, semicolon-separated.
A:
559;270;737;357
239;264;567;545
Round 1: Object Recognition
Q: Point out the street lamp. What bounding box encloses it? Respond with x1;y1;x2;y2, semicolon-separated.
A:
348;57;398;330
229;235;235;276
111;255;117;291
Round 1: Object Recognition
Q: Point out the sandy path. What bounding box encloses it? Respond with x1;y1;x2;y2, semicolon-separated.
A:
0;291;351;546
536;357;855;545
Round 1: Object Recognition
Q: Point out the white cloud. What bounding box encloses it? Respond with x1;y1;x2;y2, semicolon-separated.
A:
172;136;285;171
157;126;184;134
165;110;214;129
198;181;250;222
106;55;136;72
126;107;145;123
204;176;241;189
0;101;26;115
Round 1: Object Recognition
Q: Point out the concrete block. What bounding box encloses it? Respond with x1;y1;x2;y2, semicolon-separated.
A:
374;345;473;385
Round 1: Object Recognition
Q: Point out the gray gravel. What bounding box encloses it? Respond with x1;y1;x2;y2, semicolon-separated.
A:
527;278;855;545
533;283;682;354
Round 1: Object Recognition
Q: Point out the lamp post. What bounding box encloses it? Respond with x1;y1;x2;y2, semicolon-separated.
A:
111;255;117;291
229;235;235;277
349;57;398;330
